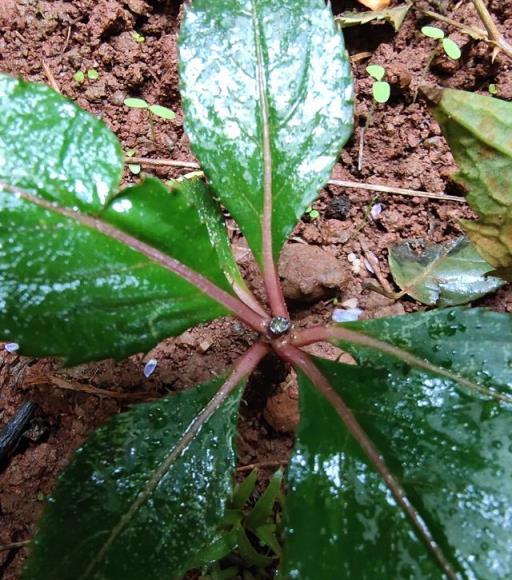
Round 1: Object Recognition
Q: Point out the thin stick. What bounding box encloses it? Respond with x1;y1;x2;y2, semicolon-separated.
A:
236;460;288;472
1;181;269;335
328;179;465;203
80;341;270;580
471;0;512;60
127;157;466;204
25;376;159;401
277;344;457;580
292;325;512;405
422;9;488;41
0;540;30;552
41;60;60;93
128;157;200;169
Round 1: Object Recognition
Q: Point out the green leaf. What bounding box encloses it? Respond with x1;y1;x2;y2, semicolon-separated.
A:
366;64;385;81
442;37;461;60
424;87;512;270
87;69;99;80
337;308;512;394
73;70;85;83
232;469;258;510
283;356;512;578
388;236;504;306
123;97;148;109
246;469;283;530
24;376;244;580
148;104;176;120
0;76;231;363
180;0;353;263
421;25;445;39
336;3;411;32
372;80;391;104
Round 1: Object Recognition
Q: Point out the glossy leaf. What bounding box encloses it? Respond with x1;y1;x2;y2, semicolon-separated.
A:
0;76;231;363
283;357;512;578
389;236;504;306
425;87;512;269
24;376;244;580
337;308;512;394
179;0;353;263
336;3;411;32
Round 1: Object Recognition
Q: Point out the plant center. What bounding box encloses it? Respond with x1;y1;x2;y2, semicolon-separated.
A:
268;316;291;338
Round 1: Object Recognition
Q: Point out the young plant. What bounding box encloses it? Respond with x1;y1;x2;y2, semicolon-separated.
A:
124;97;176;140
358;64;390;170
73;69;100;84
1;2;512;579
421;25;462;61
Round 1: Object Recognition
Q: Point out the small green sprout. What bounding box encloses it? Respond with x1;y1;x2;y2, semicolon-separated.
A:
125;149;141;175
489;83;498;95
124;98;176;141
366;64;390;104
305;206;320;220
421;25;461;60
87;69;99;80
73;70;85;83
131;31;145;43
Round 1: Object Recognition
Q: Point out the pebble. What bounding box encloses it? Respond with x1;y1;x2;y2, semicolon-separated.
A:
143;358;158;378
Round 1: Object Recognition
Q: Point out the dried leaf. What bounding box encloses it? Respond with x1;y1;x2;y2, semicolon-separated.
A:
337;4;411;31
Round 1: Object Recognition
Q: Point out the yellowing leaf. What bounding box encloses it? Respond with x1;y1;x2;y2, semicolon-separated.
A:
336;4;411;31
425;87;512;272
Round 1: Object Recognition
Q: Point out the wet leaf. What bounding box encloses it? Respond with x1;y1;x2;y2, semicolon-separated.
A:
388;236;504;306
179;0;353;263
0;76;232;364
336;3;411;31
24;376;244;580
282;356;512;578
425;87;512;270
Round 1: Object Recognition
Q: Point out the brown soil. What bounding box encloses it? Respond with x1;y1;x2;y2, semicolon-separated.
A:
1;0;512;577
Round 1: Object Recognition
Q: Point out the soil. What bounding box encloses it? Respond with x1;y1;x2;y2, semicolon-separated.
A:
1;0;512;577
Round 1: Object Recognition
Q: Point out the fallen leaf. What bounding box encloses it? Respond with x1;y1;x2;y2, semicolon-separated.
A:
336;4;411;31
388;236;503;306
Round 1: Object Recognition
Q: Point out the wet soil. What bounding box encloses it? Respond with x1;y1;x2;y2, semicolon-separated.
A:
1;0;512;577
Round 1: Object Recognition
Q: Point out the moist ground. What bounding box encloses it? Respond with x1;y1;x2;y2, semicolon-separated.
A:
1;0;511;577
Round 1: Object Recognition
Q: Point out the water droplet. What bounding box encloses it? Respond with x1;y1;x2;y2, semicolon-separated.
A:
492;440;503;450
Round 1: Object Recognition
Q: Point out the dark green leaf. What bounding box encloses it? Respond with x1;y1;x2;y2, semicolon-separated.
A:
253;524;281;556
24;376;244;580
180;0;353;262
336;3;411;32
232;469;258;510
246;469;283;530
389;236;504;306
192;528;241;567
283;356;512;578
0;76;231;363
338;308;512;394
424;87;512;270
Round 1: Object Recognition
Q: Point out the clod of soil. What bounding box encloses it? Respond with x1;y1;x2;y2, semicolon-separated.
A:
279;244;347;302
263;374;299;434
325;194;351;220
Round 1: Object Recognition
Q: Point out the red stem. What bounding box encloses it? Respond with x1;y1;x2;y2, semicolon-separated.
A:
3;182;269;335
277;343;457;580
251;2;289;320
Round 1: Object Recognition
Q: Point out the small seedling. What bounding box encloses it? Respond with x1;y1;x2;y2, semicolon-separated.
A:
358;65;390;171
366;64;390;104
489;83;498;95
421;25;462;60
125;148;141;175
131;31;145;43
73;69;99;84
124;97;176;140
304;205;319;220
